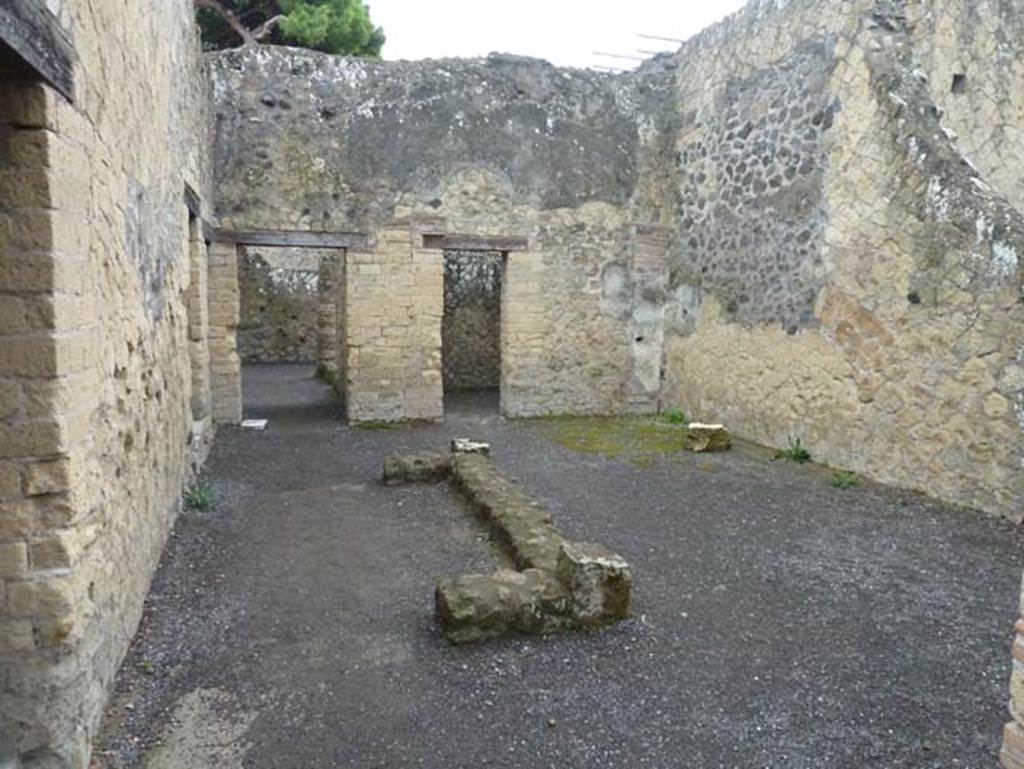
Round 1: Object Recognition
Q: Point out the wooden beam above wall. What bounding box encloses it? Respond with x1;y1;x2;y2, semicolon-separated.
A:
422;233;530;252
0;0;75;101
213;228;371;250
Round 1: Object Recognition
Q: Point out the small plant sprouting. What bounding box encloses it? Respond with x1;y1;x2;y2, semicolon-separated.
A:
183;481;214;512
775;437;811;464
831;471;859;489
139;658;156;676
659;408;688;425
313;363;337;387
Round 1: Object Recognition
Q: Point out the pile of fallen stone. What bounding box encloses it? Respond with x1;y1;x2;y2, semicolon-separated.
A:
384;440;633;643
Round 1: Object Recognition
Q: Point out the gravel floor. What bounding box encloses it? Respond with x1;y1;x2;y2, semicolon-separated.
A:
95;363;1024;769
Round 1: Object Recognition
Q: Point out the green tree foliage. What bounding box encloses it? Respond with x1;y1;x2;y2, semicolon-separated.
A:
196;0;384;57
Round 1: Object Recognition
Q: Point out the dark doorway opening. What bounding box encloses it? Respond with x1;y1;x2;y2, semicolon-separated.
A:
236;245;344;424
442;249;502;414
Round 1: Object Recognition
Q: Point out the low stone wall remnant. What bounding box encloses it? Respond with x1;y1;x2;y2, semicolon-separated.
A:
383;444;632;643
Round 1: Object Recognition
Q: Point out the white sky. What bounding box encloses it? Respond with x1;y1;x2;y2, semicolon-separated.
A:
368;0;750;70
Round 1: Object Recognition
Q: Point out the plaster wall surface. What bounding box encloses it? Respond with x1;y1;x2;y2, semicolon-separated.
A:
0;0;212;766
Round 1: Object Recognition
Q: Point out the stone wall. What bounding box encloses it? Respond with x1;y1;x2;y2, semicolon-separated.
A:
238;246;330;363
208;242;242;424
653;0;1024;522
210;47;663;417
0;0;212;766
442;250;502;391
317;252;339;379
209;8;1024;517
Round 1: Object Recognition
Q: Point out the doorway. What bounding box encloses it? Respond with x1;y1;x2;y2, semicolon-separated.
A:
441;249;502;414
236;245;343;423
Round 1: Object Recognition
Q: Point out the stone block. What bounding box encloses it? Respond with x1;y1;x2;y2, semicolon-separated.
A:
556;541;632;626
435;569;550;644
382;452;451;485
6;575;75;618
0;541;29;576
1003;722;1024;769
0;419;66;460
24;459;71;496
451;438;490;455
30;530;81;570
0;379;20;420
0;463;22;500
0;619;35;653
686;423;732;453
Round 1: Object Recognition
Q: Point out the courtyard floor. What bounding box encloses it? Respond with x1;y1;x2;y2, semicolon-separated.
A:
96;363;1024;768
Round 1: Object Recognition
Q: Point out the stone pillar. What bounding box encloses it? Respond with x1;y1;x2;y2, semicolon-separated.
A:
334;252;348;398
500;251;549;417
316;252;339;380
1002;575;1024;768
207;242;242;424
341;224;443;422
187;222;211;421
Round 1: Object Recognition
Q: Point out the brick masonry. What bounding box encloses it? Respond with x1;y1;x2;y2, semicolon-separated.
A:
341;224;444;423
0;1;212;765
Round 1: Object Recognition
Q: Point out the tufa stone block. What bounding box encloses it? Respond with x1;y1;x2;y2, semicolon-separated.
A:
0;541;29;576
686;423;732;453
556;541;632;626
1003;722;1024;769
451;438;490;455
0;379;21;420
24;459;71;496
0;463;22;500
435;570;535;644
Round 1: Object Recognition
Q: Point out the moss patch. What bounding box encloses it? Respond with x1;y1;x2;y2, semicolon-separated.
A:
353;421;404;430
313;364;337;388
536;416;689;464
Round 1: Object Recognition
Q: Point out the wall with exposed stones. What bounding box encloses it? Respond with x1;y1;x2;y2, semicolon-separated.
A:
0;0;212;766
442;250;502;392
1;0;1021;765
208;0;1024;519
237;246;329;363
210;47;665;417
653;0;1024;522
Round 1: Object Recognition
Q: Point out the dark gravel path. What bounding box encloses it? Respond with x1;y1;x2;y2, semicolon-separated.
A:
96;363;1024;769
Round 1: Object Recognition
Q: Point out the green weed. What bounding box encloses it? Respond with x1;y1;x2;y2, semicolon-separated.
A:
659;408;688;425
831;471;859;489
774;437;811;464
183;481;214;512
313;363;338;387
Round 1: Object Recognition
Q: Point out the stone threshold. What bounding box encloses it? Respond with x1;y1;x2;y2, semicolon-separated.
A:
383;443;633;644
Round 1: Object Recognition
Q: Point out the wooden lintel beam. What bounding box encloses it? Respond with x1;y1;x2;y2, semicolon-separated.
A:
426;234;530;252
214;228;370;250
0;0;75;101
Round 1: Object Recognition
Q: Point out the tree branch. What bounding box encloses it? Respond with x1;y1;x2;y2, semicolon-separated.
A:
194;0;256;45
252;14;284;41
